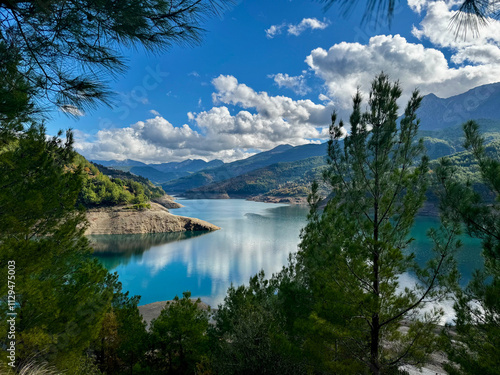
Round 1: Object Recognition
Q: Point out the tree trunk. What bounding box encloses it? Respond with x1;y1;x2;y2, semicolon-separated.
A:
372;169;381;375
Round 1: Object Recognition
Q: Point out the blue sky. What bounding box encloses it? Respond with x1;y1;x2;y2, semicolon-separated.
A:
49;0;500;163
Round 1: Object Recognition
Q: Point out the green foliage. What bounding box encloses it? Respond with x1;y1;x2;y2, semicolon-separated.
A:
209;270;310;375
126;203;152;211
436;120;500;375
422;137;457;160
74;154;163;208
0;124;113;373
149;291;210;374
1;1;230;374
184;156;326;198
296;73;459;374
419;119;500;156
0;42;35;139
0;0;232;112
92;162;165;199
94;273;148;374
264;183;312;197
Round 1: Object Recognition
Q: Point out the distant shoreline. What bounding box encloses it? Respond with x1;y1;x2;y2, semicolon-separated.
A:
175;194;440;216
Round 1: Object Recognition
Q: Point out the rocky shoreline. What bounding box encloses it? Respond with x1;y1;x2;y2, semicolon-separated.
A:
250;195;440;216
85;202;219;235
247;195;309;205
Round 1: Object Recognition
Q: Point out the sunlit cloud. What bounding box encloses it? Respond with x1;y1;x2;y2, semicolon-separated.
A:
306;33;500;119
75;75;331;163
287;17;329;36
265;23;285;38
268;72;311;95
266;17;329;38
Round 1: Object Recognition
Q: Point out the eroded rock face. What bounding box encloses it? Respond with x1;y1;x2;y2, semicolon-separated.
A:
152;194;184;209
85;202;219;235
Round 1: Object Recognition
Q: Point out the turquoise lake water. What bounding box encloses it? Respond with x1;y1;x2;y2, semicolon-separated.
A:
91;199;483;314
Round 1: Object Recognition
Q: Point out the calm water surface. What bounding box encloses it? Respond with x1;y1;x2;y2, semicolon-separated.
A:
91;199;483;313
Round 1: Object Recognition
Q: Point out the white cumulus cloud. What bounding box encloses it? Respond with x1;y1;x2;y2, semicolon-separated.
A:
265;23;285;38
266;17;329;38
411;0;500;65
268;73;311;95
75;75;332;163
306;33;500;119
288;18;330;36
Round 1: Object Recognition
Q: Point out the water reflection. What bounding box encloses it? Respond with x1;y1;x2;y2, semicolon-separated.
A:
92;200;309;307
91;200;483;311
90;231;211;269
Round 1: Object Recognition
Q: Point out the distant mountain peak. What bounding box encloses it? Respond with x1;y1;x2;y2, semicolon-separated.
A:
417;82;500;131
268;144;294;153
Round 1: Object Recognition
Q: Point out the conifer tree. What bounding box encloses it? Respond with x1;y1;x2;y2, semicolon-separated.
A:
437;120;500;375
150;292;210;374
298;73;459;374
1;1;230;371
0;0;232;112
0;124;113;372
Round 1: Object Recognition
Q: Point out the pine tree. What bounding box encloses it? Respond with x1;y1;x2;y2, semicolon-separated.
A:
0;124;113;372
437;120;500;375
0;1;232;371
0;0;232;112
150;291;210;374
297;73;459;374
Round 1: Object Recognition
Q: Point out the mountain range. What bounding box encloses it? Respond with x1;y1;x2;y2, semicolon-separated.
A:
416;82;500;130
95;82;500;201
91;158;224;183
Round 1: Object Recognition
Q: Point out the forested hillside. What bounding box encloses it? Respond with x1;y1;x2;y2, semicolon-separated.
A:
162;143;328;192
74;154;165;209
94;158;225;184
183;156;326;198
174;119;500;200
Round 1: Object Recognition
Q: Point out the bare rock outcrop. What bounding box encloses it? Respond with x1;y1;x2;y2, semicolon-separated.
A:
85;202;219;235
152;194;184;209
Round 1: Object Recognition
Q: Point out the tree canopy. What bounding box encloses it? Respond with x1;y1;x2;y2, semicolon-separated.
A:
297;73;459;374
0;0;232;113
0;0;232;373
437;120;500;375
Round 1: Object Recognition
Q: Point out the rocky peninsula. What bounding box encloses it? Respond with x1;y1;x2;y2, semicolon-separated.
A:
85;202;219;235
152;194;184;209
